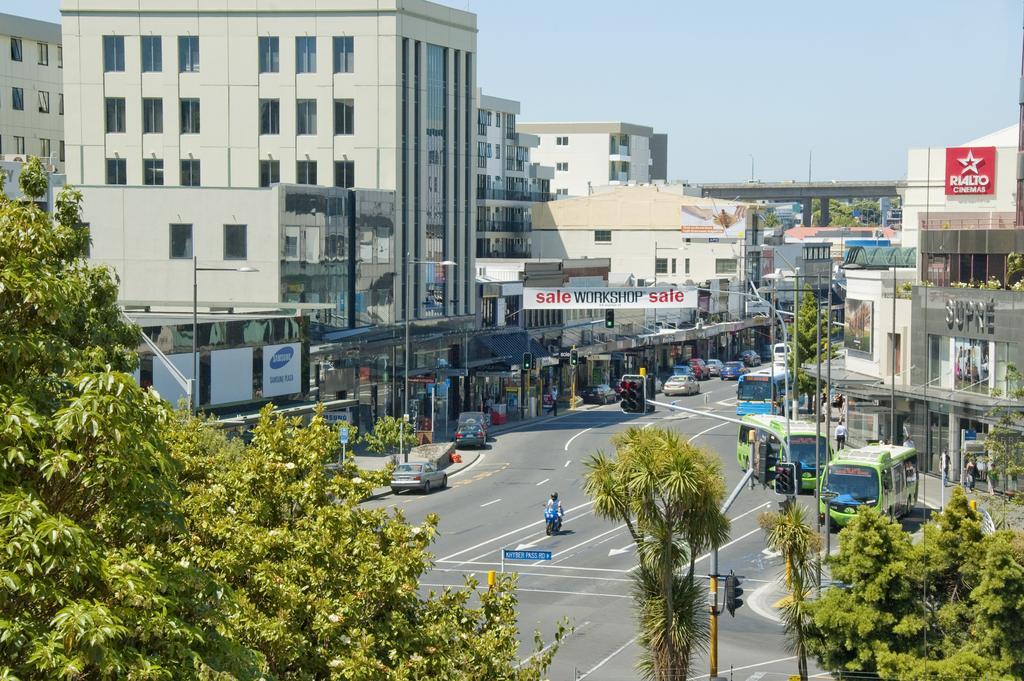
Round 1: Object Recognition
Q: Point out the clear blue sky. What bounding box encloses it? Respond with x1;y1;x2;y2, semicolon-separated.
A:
14;0;1021;182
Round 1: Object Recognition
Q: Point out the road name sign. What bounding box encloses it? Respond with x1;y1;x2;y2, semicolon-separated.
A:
503;549;552;561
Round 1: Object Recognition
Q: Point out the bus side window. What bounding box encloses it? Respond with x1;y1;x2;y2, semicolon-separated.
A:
739;425;753;443
883;469;893;492
893;464;905;494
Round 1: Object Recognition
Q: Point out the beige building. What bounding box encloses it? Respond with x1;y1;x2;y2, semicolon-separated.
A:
0;13;64;167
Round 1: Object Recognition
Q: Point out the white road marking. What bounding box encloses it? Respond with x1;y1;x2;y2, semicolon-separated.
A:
731;502;771;522
642;421;655;429
515;539;544;551
430;567;632;583
564;459;571;468
435;559;629;574
688;655;797;680
421;583;630;600
448;451;486;478
535;478;550;486
608;543;633;557
515;620;591;669
577;635;638;679
537;524;627;565
479;498;502;508
627;526;762;573
564;427;593;451
437;499;596;562
690;421;730;440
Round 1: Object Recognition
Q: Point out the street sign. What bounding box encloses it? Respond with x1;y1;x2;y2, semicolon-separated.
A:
964;429;977;441
339;428;349;445
503;549;552;561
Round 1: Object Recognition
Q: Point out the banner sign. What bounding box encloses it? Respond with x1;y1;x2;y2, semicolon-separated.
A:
262;342;301;397
524;287;698;310
680;204;747;238
945;146;996;196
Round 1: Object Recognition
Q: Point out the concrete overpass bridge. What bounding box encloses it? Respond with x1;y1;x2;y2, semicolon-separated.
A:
700;180;904;226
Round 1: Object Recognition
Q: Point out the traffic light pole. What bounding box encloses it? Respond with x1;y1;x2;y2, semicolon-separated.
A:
710;467;755;679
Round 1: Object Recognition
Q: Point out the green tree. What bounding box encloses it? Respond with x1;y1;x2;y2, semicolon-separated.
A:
787;285;831;407
760;210;781;229
0;158;261;678
759;503;820;681
811;199;882;227
583;426;730;681
361;414;418;457
167;405;564;680
984;365;1024;491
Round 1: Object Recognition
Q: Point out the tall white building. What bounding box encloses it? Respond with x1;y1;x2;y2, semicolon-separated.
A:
475;90;553;258
0;13;64;167
61;0;477;320
516;121;667;198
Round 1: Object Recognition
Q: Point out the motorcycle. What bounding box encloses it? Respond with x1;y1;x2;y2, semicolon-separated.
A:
544;507;562;535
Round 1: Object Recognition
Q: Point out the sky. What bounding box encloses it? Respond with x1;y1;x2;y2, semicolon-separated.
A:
13;0;1021;182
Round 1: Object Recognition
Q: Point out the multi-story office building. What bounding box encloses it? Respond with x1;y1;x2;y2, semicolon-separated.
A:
475;90;553;258
0;13;64;168
517;121;667;197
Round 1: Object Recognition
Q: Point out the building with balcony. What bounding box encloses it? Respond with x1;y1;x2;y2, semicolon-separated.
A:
0;13;64;169
516;121;667;197
475;90;553;258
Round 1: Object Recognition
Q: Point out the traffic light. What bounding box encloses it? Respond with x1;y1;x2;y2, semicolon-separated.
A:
725;570;744;616
774;461;801;496
569;349;579;366
522;352;533;370
619;375;646;413
755;441;779;486
605;309;615;328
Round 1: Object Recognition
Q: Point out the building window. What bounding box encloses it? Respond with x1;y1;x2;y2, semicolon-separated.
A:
334;99;354;135
555;188;568;197
57;45;62;68
142;98;163;133
13;136;24;154
180;98;200;134
143;158;164;185
59;140;64;162
103;35;124;72
59;94;63;115
105;158;126;185
259;160;280;187
594;230;612;243
11;37;22;62
40;138;50;158
333;36;354;73
296;99;317;135
223;224;247;260
296;160;317;185
105;97;126;133
12;87;23;111
495;144;501;159
169;224;193;259
258;36;279;73
655;258;668;275
671;258;677;274
141;35;162;72
556;162;568;171
685;258;690;274
296;36;316;74
180;158;201;186
178;36;199;72
38;91;49;113
334;160;354;188
555;136;569;146
259;99;279;135
284;234;298;259
38;42;48;65
715;259;738;275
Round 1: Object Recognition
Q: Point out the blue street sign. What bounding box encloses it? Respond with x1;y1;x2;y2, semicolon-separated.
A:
503;549;552;561
964;429;977;441
339;428;349;445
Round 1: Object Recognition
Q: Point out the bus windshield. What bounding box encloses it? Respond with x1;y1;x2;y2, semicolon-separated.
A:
788;435;828;470
825;465;879;503
737;377;772;401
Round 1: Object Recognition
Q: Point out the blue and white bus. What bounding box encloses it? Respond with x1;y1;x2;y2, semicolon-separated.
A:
736;367;790;416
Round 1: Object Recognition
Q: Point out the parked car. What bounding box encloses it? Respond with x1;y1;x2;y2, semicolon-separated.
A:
689;358;709;380
390;461;447;494
581;384;618;405
454;422;486;449
671;365;696;379
738;350;762;367
457;411;489;438
662;374;700;396
720;361;748;381
705;359;724;377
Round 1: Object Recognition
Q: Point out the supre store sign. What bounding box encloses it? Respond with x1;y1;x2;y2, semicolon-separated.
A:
524;287;698;310
945;146;996;196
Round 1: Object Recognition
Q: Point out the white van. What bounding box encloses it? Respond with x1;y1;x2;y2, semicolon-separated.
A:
772;343;790;366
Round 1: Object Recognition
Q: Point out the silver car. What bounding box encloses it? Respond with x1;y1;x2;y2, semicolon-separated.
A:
390;461;448;494
662;374;700;396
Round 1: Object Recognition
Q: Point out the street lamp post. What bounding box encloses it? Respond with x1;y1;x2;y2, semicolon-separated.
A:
192;257;258;414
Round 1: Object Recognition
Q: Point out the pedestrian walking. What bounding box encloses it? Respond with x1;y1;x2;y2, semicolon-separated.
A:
835;420;847;451
551;389;559;417
964;458;976;492
941;450;951;487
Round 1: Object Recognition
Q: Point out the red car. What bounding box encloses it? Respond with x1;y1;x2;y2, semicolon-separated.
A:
688;358;709;380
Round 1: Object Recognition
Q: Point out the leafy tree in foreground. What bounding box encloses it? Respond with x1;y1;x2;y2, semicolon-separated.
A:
166;406;564;680
0;158;261;677
584;426;730;681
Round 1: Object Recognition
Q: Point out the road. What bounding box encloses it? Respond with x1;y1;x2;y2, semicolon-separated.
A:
366;380;831;680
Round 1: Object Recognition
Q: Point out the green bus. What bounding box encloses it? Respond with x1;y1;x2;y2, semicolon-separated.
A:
736;414;830;492
819;445;919;529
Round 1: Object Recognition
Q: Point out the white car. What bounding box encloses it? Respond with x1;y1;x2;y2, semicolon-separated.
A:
662;374;700;396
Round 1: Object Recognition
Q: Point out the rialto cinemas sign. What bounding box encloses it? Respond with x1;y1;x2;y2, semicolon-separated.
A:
945;146;996;196
945;297;995;334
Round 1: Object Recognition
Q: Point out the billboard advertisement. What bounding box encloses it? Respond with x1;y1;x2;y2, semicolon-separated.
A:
945;146;996;196
211;347;254;405
262;342;302;398
846;298;873;356
680;204;747;238
524;286;698;310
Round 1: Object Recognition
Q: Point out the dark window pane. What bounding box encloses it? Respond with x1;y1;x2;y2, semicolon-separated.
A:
11;37;22;62
297;100;316;135
296;160;317;185
143;98;163;133
12;87;23;111
259;99;279;135
334;99;354;135
180;159;201;186
143;159;164;186
296;36;316;73
141;35;162;72
169;224;193;259
224;224;247;260
178;36;199;72
180;98;200;134
259;160;280;187
105;97;126;133
332;36;353;73
105;158;126;185
258;36;279;73
334;160;354;188
103;35;124;71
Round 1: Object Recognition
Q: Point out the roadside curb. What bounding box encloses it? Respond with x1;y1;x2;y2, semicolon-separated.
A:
362;449;483;502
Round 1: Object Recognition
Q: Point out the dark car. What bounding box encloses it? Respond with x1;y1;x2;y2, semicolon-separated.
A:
738;350;762;367
689;358;709;380
581;384;618;405
457;411;489;438
720;361;748;380
454;422;486;449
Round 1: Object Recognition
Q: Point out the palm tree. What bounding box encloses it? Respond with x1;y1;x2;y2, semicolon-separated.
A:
759;502;821;681
761;210;781;229
584;426;730;681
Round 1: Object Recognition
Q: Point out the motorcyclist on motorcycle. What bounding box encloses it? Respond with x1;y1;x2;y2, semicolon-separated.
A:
545;492;564;519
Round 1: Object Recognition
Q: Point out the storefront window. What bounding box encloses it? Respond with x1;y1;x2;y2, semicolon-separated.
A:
928;335;952;390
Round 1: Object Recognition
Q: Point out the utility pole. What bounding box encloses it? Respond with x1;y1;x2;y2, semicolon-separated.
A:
793;268;800;420
890;266;897;442
815;273;823;594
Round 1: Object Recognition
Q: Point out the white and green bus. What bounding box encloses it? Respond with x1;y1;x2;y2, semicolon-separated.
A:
736;414;830;492
819;445;919;529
